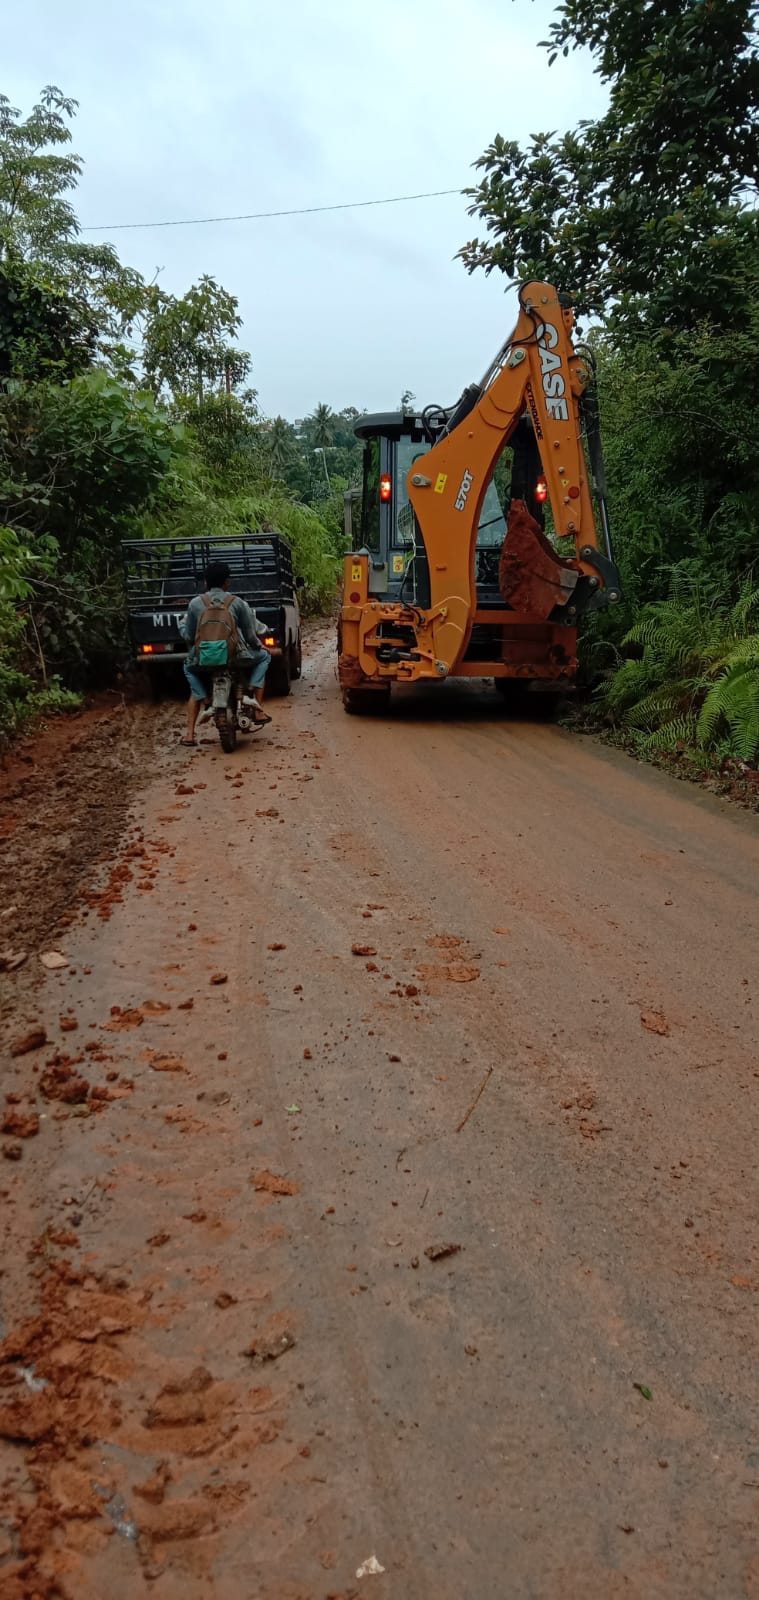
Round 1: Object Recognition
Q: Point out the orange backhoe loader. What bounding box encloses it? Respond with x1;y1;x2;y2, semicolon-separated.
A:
337;281;621;713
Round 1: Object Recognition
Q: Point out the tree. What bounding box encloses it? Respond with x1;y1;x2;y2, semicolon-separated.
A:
0;370;183;677
187;388;267;487
399;389;416;411
462;1;759;335
266;416;297;476
142;276;251;405
0;86;81;262
309;402;334;449
0;87;147;367
0;256;97;379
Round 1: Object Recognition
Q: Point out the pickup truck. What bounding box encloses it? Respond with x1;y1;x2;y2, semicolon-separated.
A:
121;533;303;697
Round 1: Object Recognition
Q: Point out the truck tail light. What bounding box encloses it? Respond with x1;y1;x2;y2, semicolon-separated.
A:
380;474;392;502
535;476;548;504
263;635;276;647
141;643;172;655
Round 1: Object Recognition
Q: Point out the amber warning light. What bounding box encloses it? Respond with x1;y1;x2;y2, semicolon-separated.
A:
379;474;392;502
535;476;548;504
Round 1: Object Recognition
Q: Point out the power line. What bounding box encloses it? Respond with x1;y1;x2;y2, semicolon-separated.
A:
81;186;463;233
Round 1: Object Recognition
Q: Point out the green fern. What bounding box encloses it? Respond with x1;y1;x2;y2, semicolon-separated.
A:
697;663;759;760
709;635;759;673
641;715;699;752
729;583;759;633
622;689;682;730
601;571;759;765
601;655;655;712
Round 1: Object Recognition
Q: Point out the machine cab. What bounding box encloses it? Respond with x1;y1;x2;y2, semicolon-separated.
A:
345;411;543;611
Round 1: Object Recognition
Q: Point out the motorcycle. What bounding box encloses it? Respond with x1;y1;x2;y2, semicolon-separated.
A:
198;670;263;753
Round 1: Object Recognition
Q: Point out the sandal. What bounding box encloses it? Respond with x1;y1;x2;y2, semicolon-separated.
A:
179;737;196;747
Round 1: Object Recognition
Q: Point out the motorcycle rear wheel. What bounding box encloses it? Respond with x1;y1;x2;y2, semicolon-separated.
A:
216;712;237;752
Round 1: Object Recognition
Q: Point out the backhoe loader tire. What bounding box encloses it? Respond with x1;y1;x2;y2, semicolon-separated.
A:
342;687;390;716
495;680;558;720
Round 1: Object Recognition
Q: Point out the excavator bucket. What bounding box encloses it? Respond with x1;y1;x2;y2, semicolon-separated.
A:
498;500;579;620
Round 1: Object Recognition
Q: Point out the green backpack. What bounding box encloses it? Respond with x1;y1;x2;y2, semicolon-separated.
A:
195;592;240;668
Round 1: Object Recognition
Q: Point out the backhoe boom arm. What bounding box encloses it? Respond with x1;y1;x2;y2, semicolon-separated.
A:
405;282;620;675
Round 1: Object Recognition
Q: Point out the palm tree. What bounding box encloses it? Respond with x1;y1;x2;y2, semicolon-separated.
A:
310;402;334;449
268;416;292;474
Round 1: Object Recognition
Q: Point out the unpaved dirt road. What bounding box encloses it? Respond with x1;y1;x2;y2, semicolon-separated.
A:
2;630;759;1600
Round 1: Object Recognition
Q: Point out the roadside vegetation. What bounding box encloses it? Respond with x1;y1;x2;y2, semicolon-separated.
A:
0;88;359;745
462;0;759;769
3;3;758;772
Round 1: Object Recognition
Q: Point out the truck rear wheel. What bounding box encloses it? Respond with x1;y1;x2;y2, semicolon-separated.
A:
268;653;291;697
147;667;164;704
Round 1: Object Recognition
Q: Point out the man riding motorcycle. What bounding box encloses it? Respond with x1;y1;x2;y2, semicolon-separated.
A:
180;559;272;746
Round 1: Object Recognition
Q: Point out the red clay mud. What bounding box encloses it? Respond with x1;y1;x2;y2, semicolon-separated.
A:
1;636;759;1598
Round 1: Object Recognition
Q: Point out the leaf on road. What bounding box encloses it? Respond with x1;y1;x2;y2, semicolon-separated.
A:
641;1011;670;1036
252;1169;299;1196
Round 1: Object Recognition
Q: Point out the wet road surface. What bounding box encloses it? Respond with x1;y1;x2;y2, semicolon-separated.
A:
2;632;759;1599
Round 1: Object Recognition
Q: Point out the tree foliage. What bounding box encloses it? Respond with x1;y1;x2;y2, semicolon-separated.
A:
465;1;759;335
461;4;759;770
0;88;147;367
0;86;353;737
1;371;182;677
0;86;81;261
0;255;97;379
597;579;759;763
142;277;251;404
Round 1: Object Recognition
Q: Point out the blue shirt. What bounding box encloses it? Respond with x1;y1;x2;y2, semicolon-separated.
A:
180;588;267;665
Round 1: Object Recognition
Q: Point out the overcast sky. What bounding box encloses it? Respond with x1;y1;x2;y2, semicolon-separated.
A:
6;0;606;419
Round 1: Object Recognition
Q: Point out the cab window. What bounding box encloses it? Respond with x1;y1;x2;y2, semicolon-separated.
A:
395;437;430;547
361;439;381;551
